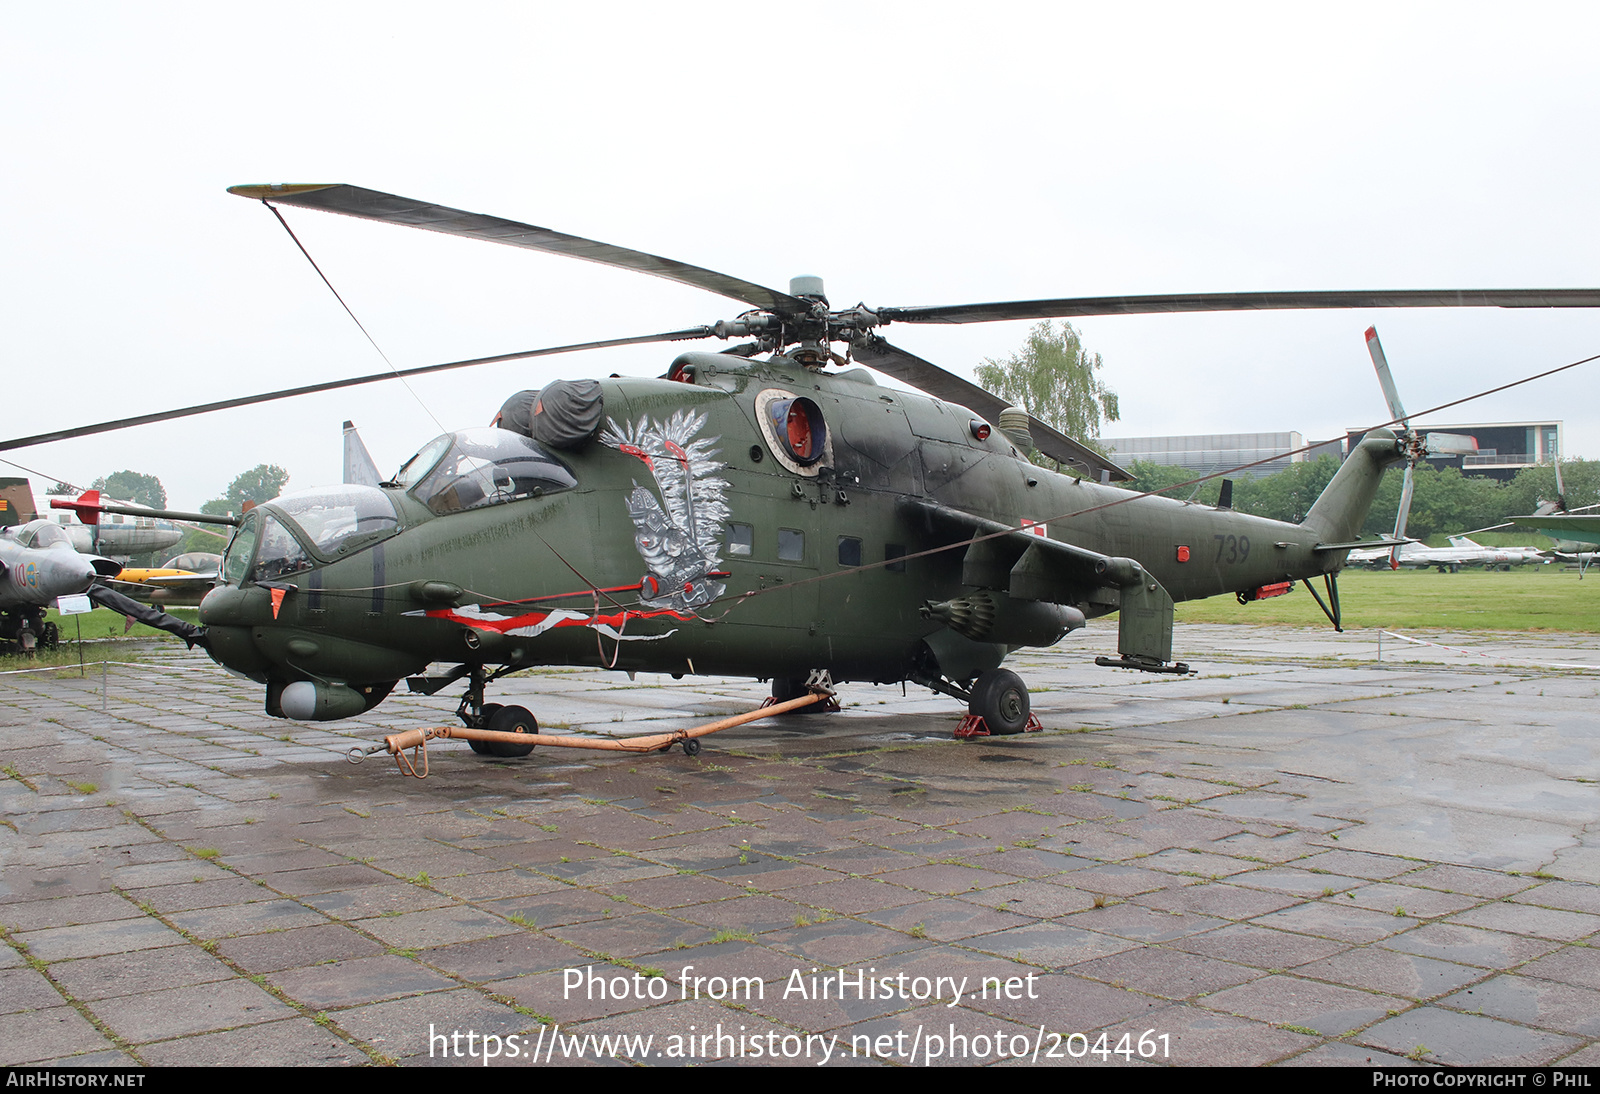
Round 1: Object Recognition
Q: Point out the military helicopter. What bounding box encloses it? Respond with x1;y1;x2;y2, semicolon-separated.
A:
13;183;1600;760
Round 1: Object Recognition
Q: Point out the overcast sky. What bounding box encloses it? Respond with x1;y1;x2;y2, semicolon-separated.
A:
6;2;1598;509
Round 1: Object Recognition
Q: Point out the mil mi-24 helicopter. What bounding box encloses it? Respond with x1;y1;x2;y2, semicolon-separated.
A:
13;183;1600;763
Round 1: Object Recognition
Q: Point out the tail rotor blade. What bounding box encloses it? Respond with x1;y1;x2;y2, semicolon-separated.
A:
1390;462;1416;570
1552;436;1568;511
1366;326;1409;429
1423;432;1479;456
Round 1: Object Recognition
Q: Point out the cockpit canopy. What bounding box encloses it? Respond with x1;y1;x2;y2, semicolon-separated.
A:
12;520;74;550
274;486;400;555
217;430;577;587
395;427;577;516
161;552;222;572
220;485;400;585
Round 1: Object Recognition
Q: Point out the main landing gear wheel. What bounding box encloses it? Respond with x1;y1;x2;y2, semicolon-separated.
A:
486;704;537;758
770;676;822;713
467;703;503;755
970;669;1031;735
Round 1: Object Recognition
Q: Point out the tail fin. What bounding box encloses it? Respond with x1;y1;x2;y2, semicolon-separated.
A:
0;477;36;527
1300;428;1404;545
343;421;382;487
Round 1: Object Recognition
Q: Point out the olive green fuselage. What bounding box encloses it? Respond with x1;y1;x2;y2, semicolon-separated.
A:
199;352;1389;706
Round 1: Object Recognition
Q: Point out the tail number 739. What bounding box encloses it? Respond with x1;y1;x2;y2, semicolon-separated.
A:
1214;534;1250;565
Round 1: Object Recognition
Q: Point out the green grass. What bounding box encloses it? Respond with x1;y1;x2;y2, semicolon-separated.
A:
0;607;201;668
1176;567;1600;632
42;606;201;641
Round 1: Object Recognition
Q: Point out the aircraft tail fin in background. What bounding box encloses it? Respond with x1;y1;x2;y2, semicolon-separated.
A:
343;421;382;487
0;477;37;527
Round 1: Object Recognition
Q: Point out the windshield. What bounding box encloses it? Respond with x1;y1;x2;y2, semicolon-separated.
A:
410;428;577;516
220;516;259;586
393;434;454;488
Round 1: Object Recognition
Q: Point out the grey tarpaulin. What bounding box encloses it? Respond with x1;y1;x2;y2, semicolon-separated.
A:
493;380;604;450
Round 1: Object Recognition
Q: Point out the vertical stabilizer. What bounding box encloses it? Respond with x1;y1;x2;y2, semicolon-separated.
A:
1300;428;1405;546
0;478;36;527
343;421;382;487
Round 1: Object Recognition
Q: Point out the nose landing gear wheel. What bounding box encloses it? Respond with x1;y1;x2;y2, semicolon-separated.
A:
970;669;1031;735
486;704;538;758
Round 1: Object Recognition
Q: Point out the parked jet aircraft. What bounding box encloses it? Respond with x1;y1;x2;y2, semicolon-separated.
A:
1350;536;1548;572
0;520;120;651
108;552;221;606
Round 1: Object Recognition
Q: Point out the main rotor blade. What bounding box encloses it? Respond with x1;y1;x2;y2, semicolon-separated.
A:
0;328;714;451
879;288;1600;325
230;184;809;318
848;336;1132;482
1365;326;1409;428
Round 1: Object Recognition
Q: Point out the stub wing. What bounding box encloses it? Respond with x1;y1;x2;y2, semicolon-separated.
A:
898;499;1177;668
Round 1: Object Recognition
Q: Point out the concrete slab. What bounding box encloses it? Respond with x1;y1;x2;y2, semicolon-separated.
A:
1;626;1597;1067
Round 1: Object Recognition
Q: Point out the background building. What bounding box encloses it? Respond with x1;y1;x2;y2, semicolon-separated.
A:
1107;421;1561;483
1341;421;1561;483
1103;432;1345;479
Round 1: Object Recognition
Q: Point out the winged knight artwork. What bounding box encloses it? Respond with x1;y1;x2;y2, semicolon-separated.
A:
601;410;731;611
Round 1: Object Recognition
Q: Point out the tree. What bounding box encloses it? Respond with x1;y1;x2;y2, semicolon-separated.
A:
1122;460;1223;505
975;321;1119;460
1232;456;1340;525
90;470;167;509
45;482;76;496
225;465;290;507
1502;459;1600;516
178;498;237;555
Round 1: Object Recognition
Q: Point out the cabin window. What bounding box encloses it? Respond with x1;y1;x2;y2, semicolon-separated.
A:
726;522;753;557
837;536;861;567
778;528;805;562
885;543;907;573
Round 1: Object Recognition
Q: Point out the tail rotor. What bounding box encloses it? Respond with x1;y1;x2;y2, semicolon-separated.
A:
1364;327;1478;568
